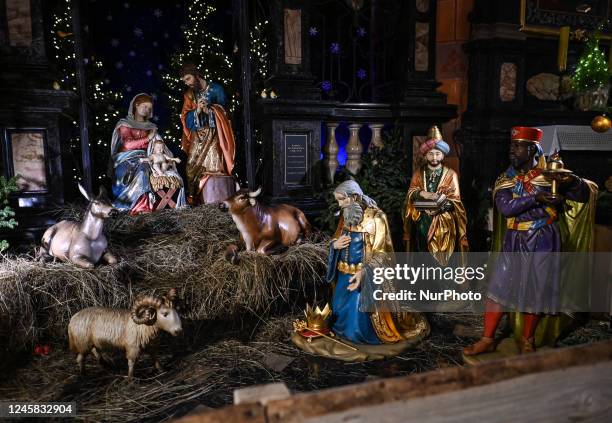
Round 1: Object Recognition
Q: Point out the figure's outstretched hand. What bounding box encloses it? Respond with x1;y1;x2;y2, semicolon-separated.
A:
536;192;564;207
333;235;351;250
347;270;364;291
551;172;578;186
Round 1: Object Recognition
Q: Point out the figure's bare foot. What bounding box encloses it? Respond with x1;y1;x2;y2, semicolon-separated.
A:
519;336;536;354
463;337;496;356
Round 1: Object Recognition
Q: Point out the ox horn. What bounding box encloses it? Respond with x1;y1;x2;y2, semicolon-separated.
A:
248;187;262;198
131;296;162;325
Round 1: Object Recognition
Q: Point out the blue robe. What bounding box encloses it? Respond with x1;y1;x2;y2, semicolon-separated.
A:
326;230;381;344
185;81;227;131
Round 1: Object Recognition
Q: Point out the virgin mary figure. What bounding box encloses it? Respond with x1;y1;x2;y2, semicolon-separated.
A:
110;93;186;214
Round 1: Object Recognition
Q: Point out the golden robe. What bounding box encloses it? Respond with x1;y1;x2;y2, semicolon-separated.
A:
403;166;468;265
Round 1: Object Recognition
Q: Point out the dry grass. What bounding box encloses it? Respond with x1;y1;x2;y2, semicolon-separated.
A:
0;205;327;362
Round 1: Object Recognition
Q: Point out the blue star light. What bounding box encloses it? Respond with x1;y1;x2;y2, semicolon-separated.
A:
134;27;143;38
322;81;332;92
309;27;318;36
356;69;367;80
356;27;366;37
330;42;340;54
129;50;136;57
115;61;124;69
153;9;162;18
146;70;153;76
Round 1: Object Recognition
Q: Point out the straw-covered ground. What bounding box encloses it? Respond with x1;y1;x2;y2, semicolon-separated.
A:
0;205;328;365
0;205;610;422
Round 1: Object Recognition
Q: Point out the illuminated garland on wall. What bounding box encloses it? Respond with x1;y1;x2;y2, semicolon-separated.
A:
52;0;122;184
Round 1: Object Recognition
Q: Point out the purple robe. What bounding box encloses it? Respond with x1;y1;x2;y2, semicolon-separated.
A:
487;166;589;313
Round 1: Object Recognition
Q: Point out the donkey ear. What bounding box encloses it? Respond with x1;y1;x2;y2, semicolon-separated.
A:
98;185;108;199
78;183;91;202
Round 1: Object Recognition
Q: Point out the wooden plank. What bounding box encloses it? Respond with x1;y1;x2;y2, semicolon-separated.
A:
171;403;265;423
171;341;612;423
265;341;612;423
305;362;612;423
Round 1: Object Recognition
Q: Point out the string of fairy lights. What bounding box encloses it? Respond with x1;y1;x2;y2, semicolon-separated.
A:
52;0;121;183
52;0;269;186
572;30;610;92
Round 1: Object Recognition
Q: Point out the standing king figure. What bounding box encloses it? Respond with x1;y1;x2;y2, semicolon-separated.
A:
403;125;468;265
464;126;597;356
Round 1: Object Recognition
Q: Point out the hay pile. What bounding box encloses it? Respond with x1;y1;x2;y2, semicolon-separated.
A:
0;205;328;362
0;313;489;422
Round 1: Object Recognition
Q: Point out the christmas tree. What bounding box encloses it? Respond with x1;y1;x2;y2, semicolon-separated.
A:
572;30;610;92
161;0;269;183
51;0;122;189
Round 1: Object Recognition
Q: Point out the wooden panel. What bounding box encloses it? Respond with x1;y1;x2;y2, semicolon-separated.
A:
436;0;456;43
265;341;612;423
436;42;468;79
437;79;462;106
284;9;302;65
455;0;474;41
302;362;612;423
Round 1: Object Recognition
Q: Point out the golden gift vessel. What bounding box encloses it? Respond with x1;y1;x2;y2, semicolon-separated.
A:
542;150;572;200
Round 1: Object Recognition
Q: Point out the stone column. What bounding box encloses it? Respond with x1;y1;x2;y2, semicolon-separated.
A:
324;123;339;183
369;123;384;150
345;123;363;175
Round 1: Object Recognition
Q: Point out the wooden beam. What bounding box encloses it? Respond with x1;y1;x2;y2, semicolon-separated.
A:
171;340;612;423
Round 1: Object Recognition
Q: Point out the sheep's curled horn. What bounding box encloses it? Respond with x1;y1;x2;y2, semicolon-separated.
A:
131;296;162;325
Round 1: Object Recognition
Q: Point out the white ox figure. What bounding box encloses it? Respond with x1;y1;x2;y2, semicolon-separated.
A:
39;184;118;269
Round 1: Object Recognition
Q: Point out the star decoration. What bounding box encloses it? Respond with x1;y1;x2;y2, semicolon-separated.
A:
322;81;332;92
356;27;366;37
309;27;318;36
129;51;136;57
110;38;119;47
356;69;367;79
153;9;162;18
330;42;340;54
115;61;124;69
134;27;143;38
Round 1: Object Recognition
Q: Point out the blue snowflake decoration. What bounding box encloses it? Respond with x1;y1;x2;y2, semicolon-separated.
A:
163;32;170;39
322;81;332;92
153;41;159;47
157;64;164;70
115;61;124;69
309;27;318;36
356;27;366;38
110;38;119;47
129;50;136;57
134;28;143;38
126;86;132;92
146;70;153;77
153;9;162;18
330;42;341;54
356;69;367;80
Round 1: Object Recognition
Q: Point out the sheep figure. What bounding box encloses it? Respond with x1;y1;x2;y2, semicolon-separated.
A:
68;289;182;380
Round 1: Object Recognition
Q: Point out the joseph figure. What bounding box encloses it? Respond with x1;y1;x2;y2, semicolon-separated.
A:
179;63;236;205
403;126;468;265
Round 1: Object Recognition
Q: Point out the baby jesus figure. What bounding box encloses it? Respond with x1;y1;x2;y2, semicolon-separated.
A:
140;140;181;177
